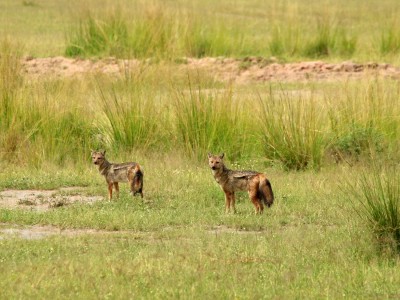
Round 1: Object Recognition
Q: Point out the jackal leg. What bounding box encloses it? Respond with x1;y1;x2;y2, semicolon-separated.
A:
223;191;236;213
248;190;264;214
113;182;119;198
230;193;236;214
108;182;113;200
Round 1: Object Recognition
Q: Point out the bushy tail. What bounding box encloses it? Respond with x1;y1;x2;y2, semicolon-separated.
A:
259;176;274;207
128;164;144;198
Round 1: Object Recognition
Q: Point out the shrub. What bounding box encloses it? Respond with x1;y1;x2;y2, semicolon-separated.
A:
329;123;384;163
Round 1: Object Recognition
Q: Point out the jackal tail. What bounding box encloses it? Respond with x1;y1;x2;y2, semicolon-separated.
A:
128;164;144;197
258;175;274;207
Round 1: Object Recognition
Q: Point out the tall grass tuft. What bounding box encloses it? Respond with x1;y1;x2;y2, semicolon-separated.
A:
65;11;129;57
258;88;325;170
0;39;24;161
269;25;299;57
0;40;95;167
128;5;176;59
269;20;356;59
95;78;162;152
346;166;400;253
379;24;400;55
11;80;94;167
334;28;357;57
183;16;245;58
327;79;399;163
303;22;333;57
172;79;246;161
65;6;249;59
0;39;23;130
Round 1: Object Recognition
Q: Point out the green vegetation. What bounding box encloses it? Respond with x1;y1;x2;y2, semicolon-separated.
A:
1;164;400;298
65;12;130;58
269;21;357;59
95;75;164;151
172;83;249;161
346;166;400;253
64;5;248;59
1;0;400;61
258;89;325;170
1;0;400;298
2;40;399;168
61;2;399;61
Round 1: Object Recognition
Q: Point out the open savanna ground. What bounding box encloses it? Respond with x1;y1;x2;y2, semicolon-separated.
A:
1;164;399;299
1;0;400;299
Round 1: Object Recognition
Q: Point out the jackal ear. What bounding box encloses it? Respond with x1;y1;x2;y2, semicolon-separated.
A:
91;149;95;155
100;150;106;156
219;153;224;159
207;152;212;158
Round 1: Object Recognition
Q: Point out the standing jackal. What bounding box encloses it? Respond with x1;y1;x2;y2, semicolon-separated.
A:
208;153;274;214
91;150;144;200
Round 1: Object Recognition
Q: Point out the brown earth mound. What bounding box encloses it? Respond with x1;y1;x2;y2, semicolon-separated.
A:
22;56;400;83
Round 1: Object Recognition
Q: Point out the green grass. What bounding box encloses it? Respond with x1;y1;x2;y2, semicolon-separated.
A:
1;1;400;298
270;20;357;59
345;165;400;253
172;82;250;161
0;39;23;131
65;11;130;58
258;88;325;170
380;22;400;55
2;39;399;167
327;79;400;163
1;164;400;298
1;0;400;61
95;75;164;152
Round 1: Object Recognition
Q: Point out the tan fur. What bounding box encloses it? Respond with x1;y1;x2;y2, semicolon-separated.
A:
91;150;144;200
208;153;274;214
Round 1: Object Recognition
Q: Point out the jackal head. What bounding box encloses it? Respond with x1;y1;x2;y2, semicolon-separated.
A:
207;152;224;171
91;150;106;165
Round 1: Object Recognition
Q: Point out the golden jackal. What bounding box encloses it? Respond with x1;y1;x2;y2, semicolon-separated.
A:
91;150;143;200
208;153;274;214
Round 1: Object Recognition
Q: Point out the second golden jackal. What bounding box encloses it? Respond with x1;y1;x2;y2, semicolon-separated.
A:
91;150;144;200
208;153;274;214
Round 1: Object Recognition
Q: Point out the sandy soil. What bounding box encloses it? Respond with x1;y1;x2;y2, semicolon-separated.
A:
22;56;400;83
0;187;102;212
0;188;112;239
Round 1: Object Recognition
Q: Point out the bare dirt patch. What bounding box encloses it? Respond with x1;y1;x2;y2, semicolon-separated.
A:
0;187;102;212
208;225;266;235
22;56;400;83
0;223;133;240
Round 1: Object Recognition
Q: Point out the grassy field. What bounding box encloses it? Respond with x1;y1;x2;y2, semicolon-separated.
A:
1;0;400;299
1;163;400;299
1;0;400;62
